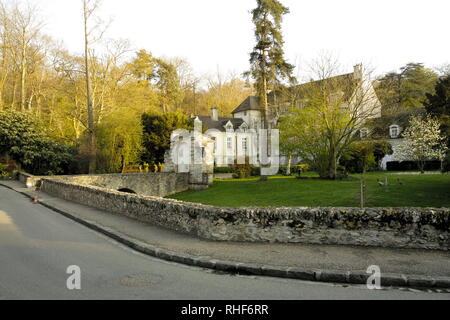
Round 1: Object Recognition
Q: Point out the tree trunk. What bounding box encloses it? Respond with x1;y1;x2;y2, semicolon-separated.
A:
418;160;425;174
328;147;337;179
262;73;268;130
0;64;8;111
27;93;33;112
20;32;26;112
0;34;8;111
286;153;292;176
120;154;126;173
11;78;17;109
84;0;96;174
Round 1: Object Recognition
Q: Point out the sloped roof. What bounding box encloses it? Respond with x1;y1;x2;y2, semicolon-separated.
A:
364;108;426;139
197;115;244;132
293;73;359;101
231;96;261;114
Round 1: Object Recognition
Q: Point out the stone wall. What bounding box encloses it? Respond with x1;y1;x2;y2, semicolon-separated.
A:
18;171;42;188
40;177;450;250
47;173;190;197
197;207;450;250
40;178;201;234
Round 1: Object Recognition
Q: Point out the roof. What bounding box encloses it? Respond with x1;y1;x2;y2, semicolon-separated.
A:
231;96;261;114
293;73;359;101
266;71;366;107
197;115;245;132
363;108;426;139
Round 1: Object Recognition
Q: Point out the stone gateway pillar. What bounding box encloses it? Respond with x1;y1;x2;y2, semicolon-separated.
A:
164;128;214;190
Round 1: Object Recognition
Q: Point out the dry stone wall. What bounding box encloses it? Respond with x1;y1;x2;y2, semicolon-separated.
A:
40;176;450;250
46;173;190;197
18;172;42;187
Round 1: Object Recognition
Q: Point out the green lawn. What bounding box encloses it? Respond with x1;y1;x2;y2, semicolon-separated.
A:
168;172;450;208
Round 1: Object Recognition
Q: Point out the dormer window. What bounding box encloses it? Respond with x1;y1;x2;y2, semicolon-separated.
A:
225;121;234;132
389;125;400;138
227;137;232;150
239;123;248;132
360;128;369;139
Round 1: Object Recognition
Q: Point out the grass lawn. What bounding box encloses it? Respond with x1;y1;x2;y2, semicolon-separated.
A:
168;172;450;208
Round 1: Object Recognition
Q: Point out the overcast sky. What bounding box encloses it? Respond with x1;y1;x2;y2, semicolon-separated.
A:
36;0;450;79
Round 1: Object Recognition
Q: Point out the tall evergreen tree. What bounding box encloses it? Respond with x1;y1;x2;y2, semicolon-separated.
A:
245;0;295;128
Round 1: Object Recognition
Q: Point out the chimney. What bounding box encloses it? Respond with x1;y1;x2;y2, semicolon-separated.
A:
211;107;218;121
353;64;363;80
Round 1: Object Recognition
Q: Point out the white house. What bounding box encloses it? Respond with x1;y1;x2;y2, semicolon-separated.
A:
193;64;382;168
379;124;404;170
195;99;263;167
360;109;438;171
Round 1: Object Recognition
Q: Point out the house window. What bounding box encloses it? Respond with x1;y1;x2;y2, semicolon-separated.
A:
227;137;232;150
389;125;400;138
242;138;248;153
360;128;369;139
211;137;216;151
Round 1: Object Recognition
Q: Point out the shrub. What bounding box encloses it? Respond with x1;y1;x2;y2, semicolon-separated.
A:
336;165;349;179
0;160;19;180
278;164;309;176
250;166;260;176
232;158;252;179
6;160;19;172
278;166;290;176
0;111;76;175
340;141;393;174
0;163;8;179
214;166;233;174
310;153;331;178
141;112;193;164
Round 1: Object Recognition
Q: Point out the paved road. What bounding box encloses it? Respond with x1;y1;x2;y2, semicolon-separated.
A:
0;185;449;300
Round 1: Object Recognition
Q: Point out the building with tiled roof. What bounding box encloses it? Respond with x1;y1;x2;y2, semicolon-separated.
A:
357;108;441;170
193;64;384;168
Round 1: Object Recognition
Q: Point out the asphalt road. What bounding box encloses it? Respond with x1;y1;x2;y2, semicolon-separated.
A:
0;185;449;300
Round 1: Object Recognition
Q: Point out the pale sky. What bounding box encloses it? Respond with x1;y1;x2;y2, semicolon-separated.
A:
35;0;450;79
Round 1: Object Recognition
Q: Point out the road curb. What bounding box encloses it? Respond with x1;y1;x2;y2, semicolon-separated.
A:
2;182;449;290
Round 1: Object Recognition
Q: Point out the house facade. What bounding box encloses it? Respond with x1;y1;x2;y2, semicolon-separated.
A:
358;120;405;170
195;98;264;167
359;109;440;171
193;64;383;168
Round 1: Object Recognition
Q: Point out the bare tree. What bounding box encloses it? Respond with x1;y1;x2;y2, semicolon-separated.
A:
279;54;382;179
0;1;43;111
81;0;109;173
14;2;43;112
0;2;11;110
